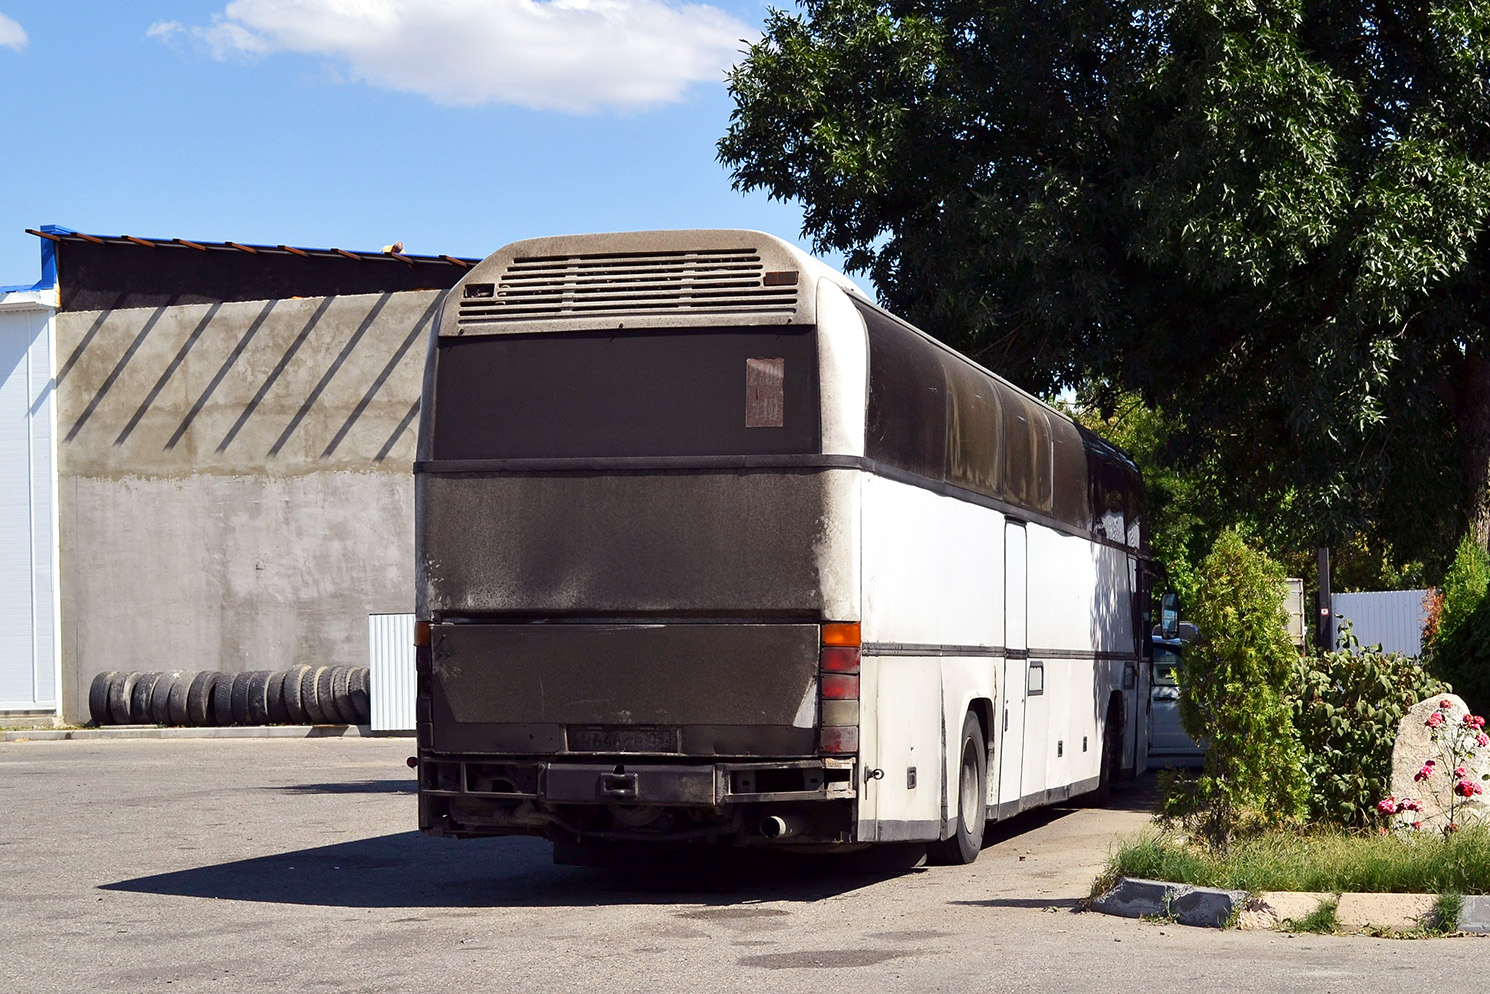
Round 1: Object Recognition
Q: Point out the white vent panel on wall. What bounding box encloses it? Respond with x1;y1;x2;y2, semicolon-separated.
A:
368;613;416;731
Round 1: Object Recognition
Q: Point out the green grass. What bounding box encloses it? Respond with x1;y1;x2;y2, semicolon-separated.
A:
1283;898;1338;934
1105;827;1490;895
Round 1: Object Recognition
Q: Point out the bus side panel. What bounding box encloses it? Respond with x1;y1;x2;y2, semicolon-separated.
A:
859;475;1003;649
859;473;1002;842
863;653;943;841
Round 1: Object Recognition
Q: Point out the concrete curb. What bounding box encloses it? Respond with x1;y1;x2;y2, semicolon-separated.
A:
1089;877;1246;928
1461;895;1490;934
1096;882;1490;935
0;725;414;742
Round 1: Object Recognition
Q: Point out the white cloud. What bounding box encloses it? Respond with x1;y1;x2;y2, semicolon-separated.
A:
0;11;28;52
147;20;185;41
172;0;754;113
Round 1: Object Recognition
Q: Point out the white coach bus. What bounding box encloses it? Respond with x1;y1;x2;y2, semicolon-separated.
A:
413;230;1152;864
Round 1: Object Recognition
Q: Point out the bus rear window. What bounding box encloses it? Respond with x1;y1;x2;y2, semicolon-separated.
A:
431;327;820;460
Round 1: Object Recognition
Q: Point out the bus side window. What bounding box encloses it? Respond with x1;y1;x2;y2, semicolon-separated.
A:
862;306;946;479
943;356;1001;497
1001;392;1052;514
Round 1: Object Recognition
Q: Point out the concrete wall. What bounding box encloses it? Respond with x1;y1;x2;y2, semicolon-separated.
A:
55;290;438;720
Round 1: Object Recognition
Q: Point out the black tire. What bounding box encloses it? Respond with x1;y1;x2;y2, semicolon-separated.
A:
303;666;330;724
315;666;344;724
1091;696;1124;807
167;672;194;726
149;672;181;725
283;665;311;724
266;671;290;725
330;666;354;724
243;671;273;725
131;673;163;725
927;711;988;865
348;667;371;724
90;671;122;725
186;671;218;726
212;671;237;726
229;671;256;725
109;672;139;724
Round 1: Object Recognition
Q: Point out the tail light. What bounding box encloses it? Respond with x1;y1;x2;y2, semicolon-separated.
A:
819;621;860;753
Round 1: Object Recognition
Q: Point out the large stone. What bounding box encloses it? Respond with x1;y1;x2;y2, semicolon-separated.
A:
1089;878;1247;928
1386;693;1490;834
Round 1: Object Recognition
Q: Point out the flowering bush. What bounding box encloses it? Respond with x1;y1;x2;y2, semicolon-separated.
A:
1293;626;1448;828
1380;698;1490;834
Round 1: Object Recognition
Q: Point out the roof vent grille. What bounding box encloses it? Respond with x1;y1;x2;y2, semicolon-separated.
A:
456;248;798;327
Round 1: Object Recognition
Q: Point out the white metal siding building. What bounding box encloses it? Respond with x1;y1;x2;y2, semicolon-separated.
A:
0;283;59;715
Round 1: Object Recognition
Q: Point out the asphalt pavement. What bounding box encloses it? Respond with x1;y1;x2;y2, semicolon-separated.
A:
0;738;1466;993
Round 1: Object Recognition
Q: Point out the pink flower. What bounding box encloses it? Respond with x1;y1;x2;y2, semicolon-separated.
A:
1477;733;1488;748
1467;714;1487;729
1412;821;1423;829
1441;698;1455;710
1416;764;1435;781
1428;712;1446;729
1455;779;1484;798
1378;797;1399;815
1455;766;1468;778
1401;798;1424;812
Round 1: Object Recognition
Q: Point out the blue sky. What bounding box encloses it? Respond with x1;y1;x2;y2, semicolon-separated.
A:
0;1;844;286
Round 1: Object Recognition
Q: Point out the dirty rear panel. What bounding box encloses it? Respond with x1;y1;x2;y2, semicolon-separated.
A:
428;622;819;756
418;470;839;618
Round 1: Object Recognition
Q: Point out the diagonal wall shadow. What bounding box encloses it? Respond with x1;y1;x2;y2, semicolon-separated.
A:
114;302;222;447
269;292;391;458
66;302;173;442
54;292;123;388
321;295;440;459
99;832;917;910
165;299;277;451
374;398;422;462
217;295;336;454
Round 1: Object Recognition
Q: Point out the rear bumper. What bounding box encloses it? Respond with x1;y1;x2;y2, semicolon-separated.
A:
417;753;858;842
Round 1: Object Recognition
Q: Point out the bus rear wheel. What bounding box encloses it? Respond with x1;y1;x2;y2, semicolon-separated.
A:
927;711;987;865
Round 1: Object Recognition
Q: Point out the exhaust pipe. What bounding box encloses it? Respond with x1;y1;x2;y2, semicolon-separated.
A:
760;814;811;839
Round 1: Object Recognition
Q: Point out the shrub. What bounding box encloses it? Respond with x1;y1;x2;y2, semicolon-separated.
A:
1292;626;1448;828
1424;535;1490;714
1160;529;1308;844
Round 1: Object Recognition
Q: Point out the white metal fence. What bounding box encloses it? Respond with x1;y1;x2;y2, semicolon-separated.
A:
368;613;416;731
1332;589;1429;657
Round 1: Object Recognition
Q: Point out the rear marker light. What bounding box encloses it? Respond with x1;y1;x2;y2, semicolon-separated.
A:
820;726;859;753
822;622;861;647
414;621;432;647
821;646;860;673
821;674;859;700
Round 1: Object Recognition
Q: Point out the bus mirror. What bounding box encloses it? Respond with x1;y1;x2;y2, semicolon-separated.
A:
1160;591;1179;640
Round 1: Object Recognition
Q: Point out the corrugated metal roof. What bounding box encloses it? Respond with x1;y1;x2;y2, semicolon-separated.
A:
27;226;478;269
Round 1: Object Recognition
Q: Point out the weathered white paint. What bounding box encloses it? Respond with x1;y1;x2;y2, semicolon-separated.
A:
860;473;1004;648
369;612;416;731
0;288;59;713
1334;589;1429;657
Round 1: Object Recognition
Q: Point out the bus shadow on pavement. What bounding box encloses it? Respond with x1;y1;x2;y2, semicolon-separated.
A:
99;832;923;909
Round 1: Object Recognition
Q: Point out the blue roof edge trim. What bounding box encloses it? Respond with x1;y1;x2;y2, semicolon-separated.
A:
1;224;69;293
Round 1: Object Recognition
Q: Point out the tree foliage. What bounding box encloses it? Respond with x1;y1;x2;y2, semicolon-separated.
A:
1160;530;1307;843
1424;534;1490;712
722;0;1490;562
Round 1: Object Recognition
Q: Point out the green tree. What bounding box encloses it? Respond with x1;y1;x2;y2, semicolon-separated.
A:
721;0;1490;565
1163;529;1308;843
1424;534;1490;711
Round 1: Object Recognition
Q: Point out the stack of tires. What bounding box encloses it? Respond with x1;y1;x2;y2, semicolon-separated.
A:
88;666;371;727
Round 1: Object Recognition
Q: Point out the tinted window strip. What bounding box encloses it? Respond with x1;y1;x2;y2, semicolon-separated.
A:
413;453;1142;555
